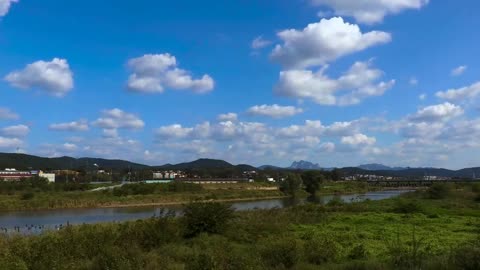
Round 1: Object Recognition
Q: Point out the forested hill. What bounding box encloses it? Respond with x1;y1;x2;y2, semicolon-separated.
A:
0;153;148;171
0;154;257;172
155;158;257;171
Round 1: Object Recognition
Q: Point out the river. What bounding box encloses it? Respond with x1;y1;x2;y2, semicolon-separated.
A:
0;189;412;234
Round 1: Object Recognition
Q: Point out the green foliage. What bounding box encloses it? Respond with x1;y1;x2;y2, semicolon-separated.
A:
391;199;423;214
452;238;480;270
0;184;478;269
20;192;34;200
301;171;324;196
259;236;300;269
385;227;431;269
427;183;451;199
112;182;203;197
279;173;302;197
472;183;480;193
304;234;341;264
348;244;369;260
183;202;234;237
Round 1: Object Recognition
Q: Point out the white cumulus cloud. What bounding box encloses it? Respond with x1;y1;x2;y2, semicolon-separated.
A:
251;36;272;49
409;102;464;122
4;58;74;97
217;113;238;122
271;17;391;68
341;133;376;145
0;0;18;17
451;65;467;76
247;104;303;118
93;108;145;130
0;136;22;148
0;107;19;120
436;82;480;102
275;60;395;105
310;0;429;24
127;53;214;93
49;120;89;132
0;124;29;137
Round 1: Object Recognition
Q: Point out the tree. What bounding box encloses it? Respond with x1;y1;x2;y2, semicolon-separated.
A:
301;171;325;196
330;169;342;181
280;173;302;197
183;202;234;238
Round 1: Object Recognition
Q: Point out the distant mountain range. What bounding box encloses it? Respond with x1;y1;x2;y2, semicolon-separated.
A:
357;163;407;171
0;153;256;172
0;153;478;179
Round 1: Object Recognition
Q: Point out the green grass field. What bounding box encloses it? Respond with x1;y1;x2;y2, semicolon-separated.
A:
0;183;479;269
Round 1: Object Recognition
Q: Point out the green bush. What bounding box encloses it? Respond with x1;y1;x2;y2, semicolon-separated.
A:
348;244;369;260
391;199;423;214
279;173;302;197
20;192;34;200
427;183;451;199
259;236;300;269
183;202;234;238
304;234;341;265
452;239;480;270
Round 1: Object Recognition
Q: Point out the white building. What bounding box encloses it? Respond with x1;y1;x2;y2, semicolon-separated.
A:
39;171;56;183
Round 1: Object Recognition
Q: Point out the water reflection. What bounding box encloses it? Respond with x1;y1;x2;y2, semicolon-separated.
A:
0;189;412;234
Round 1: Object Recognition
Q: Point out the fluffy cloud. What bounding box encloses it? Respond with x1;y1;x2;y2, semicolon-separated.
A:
93;109;145;131
341;133;376;145
0;136;22;148
4;58;74;97
156;124;193;139
451;65;467;76
0;0;18;17
0;107;19;120
436;82;480;103
271;17;391;68
217;113;238;122
127;54;214;93
409;77;418;86
251;36;272;49
247;104;303;118
310;0;429;24
275;60;395;105
409;102;464;122
0;124;29;137
49;120;89;132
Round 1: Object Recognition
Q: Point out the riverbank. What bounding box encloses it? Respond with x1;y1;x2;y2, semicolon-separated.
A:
0;183;478;269
0;181;381;211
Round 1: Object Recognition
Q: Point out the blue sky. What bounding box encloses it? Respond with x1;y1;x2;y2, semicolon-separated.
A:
0;0;479;168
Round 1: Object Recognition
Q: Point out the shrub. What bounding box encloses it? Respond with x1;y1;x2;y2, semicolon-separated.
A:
20;192;34;200
326;196;345;208
472;183;480;193
348;244;369;260
452;239;480;270
427;183;451;199
391;199;422;214
183;202;234;238
385;228;430;269
185;253;215;270
340;260;387;270
304;234;341;265
279;173;302;197
259;236;300;269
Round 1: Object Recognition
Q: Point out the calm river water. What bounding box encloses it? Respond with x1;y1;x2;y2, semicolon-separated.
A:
0;189;412;234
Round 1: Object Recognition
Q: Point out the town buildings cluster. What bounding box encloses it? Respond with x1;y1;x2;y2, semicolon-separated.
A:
0;168;56;182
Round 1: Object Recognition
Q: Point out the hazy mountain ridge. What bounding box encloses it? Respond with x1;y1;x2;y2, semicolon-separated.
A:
0;153;478;178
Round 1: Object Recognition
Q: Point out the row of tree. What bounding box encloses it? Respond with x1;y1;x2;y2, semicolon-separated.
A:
279;171;327;197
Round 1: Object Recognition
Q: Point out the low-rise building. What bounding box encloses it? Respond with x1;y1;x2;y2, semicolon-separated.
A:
39;171;56;183
0;168;32;181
